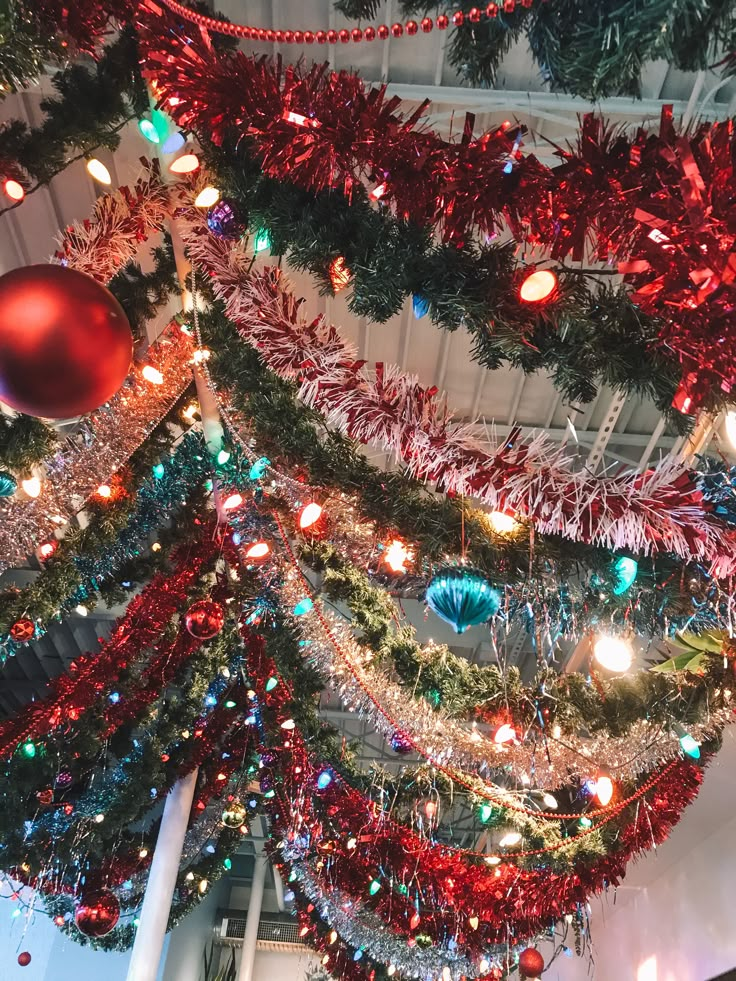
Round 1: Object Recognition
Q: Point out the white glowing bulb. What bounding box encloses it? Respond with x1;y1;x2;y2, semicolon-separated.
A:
142;365;164;385
488;510;518;534
593;634;633;673
21;476;41;498
484;855;501;865
75;605;88;617
194;186;220;208
94;813;105;824
542;792;558;810
499;831;522;847
594;773;614;806
86;158;111;184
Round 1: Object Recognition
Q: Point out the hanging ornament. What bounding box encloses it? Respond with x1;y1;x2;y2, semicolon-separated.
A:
612;555;638;595
55;770;72;788
329;256;350;293
36;788;53;805
9;619;35;643
0;470;17;497
206;199;245;241
425;567;500;633
184;600;225;640
17;952;31;967
390;731;413;754
74;890;120;937
221;801;247;829
0;265;132;419
518;947;545;978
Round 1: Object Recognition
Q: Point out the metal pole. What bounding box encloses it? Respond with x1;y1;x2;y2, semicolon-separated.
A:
236;852;268;981
126;769;199;981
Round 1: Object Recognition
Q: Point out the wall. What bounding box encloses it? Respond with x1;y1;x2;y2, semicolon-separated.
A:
539;729;736;981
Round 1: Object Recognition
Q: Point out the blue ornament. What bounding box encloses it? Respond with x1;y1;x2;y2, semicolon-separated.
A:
412;294;430;319
612;556;638;595
0;470;17;497
425;567;500;634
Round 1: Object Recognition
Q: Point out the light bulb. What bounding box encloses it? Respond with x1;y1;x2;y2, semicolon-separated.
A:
139;848;148;858
96;484;111;498
519;268;557;303
223;492;243;511
594;772;614;806
298;501;323;530
86;158;111;184
488;510;518;534
499;831;522;847
542;792;558;810
138;119;160;144
21;476;41;498
384;539;412;573
245;542;270;560
198;879;208;893
4;179;24;201
195;186;220;208
169;153;200;174
493;723;516;745
142;365;164;385
75;605;88;617
593;634;633;673
162;132;186;154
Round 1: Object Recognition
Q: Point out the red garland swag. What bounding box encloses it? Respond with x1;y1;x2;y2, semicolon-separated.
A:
247;634;707;954
139;4;736;404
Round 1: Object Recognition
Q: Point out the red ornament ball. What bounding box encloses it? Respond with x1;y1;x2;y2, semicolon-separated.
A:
184;600;225;640
17;952;31;967
0;265;132;419
74;890;120;937
36;788;54;805
10;618;35;643
518;947;545;978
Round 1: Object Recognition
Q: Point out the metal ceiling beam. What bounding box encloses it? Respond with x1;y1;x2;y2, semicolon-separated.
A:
372;83;732;121
460;420;678;449
585;391;628;473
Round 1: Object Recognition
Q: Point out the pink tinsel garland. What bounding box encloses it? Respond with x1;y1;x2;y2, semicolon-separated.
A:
179;205;736;571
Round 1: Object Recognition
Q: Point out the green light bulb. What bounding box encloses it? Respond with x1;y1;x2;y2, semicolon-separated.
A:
266;677;279;692
254;229;271;253
21;741;36;759
369;879;381;895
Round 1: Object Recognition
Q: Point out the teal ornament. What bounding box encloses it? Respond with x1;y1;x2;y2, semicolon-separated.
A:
425;567;500;633
293;597;313;616
0;470;17;497
612;556;638;595
249;456;270;481
412;294;429;319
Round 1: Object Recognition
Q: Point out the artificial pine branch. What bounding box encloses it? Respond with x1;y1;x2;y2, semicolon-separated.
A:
0;413;57;473
0;27;145;208
108;235;180;338
206;141;701;430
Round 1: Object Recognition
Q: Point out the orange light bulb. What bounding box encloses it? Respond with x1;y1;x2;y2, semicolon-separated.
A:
519;268;558;303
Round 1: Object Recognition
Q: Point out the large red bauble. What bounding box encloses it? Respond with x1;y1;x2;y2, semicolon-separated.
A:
0;264;132;419
17;952;31;966
184;599;225;640
74;890;120;937
518;947;545;977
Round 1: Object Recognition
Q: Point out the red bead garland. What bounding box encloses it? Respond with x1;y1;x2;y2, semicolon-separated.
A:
142;0;540;45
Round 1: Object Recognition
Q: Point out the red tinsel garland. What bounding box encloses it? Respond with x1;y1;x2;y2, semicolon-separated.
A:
0;536;217;759
247;633;707;954
139;7;736;400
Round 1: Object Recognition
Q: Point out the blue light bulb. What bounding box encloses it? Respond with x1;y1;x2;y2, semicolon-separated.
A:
316;770;333;790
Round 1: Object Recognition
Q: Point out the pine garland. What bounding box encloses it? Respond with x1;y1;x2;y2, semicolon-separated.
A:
333;0;736;100
202;306;726;638
204;142;696;428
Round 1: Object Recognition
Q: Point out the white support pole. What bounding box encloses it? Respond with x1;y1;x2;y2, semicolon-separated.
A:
236;852;268;981
126;769;199;981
